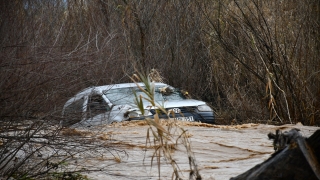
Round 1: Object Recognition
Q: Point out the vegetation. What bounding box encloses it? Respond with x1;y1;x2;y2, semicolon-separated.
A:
0;0;319;179
131;70;201;179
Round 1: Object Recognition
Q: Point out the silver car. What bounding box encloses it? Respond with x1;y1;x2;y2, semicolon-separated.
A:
62;82;215;127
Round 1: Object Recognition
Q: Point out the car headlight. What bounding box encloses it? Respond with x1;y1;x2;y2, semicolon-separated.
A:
143;109;151;116
126;109;151;118
197;105;213;112
128;111;140;118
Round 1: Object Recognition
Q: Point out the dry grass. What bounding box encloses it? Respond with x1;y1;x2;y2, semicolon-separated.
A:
98;133;110;140
128;70;203;179
219;123;259;129
61;128;93;137
105;136;177;150
203;166;220;169
111;119;219;128
109;119;259;130
109;120;149;127
114;156;122;163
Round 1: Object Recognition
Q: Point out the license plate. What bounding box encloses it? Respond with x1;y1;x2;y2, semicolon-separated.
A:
174;116;194;122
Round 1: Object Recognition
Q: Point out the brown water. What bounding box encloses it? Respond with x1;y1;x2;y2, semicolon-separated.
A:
68;121;319;180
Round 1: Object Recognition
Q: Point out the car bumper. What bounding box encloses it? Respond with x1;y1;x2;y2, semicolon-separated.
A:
158;112;215;124
129;109;215;124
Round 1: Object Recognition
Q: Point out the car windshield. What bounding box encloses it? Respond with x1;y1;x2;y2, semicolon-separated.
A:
103;85;186;105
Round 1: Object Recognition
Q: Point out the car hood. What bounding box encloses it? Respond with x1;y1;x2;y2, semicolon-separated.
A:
149;99;206;109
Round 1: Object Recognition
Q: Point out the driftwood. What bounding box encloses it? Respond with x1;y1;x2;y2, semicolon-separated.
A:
231;129;320;180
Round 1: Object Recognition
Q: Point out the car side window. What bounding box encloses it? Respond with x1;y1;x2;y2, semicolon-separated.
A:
62;98;85;126
64;98;85;116
87;94;110;118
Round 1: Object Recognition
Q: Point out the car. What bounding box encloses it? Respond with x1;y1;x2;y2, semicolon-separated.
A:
62;82;215;127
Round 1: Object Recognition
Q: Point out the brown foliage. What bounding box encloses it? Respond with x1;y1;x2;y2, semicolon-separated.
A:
0;0;320;178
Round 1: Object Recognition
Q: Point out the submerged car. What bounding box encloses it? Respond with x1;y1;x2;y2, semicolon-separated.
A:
62;82;215;127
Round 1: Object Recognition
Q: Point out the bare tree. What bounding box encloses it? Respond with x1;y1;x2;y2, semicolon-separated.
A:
0;0;126;178
200;0;320;124
1;0;320;178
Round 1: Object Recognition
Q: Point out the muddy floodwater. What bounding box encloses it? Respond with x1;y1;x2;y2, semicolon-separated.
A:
69;121;319;180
